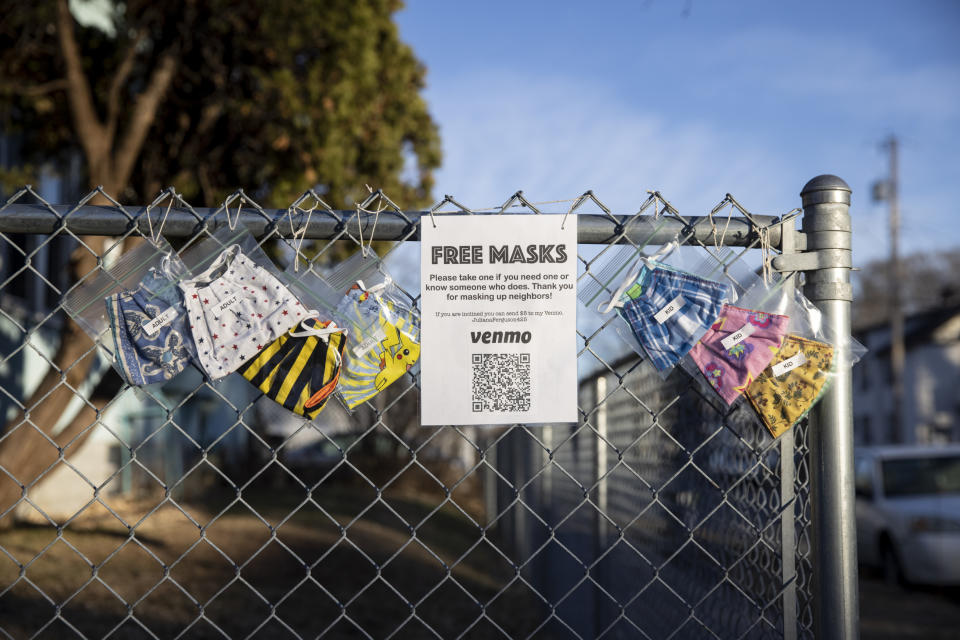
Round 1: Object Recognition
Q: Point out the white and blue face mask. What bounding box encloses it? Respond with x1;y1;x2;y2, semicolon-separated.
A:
105;268;193;386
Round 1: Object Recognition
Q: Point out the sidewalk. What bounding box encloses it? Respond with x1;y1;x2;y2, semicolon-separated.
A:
860;571;960;639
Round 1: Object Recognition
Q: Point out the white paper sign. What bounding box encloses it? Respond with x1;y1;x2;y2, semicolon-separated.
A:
142;306;179;336
771;351;807;377
420;215;578;426
721;322;758;350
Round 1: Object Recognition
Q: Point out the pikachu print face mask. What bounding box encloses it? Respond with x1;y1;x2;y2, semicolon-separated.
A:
335;281;421;409
744;334;835;438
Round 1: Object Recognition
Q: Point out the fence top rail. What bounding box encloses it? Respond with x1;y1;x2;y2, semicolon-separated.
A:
0;203;784;248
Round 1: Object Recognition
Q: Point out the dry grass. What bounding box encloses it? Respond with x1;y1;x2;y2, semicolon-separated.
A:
0;483;550;639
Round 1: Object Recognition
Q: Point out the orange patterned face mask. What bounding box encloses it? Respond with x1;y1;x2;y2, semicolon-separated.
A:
744;334;834;438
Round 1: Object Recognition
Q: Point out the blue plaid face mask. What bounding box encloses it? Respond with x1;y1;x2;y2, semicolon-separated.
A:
105;266;194;386
616;267;732;372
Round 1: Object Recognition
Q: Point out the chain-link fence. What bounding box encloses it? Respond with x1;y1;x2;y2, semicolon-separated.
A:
0;180;854;639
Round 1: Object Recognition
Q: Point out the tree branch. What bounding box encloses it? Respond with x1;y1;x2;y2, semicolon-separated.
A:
105;29;147;141
112;51;178;193
56;0;106;163
0;79;70;97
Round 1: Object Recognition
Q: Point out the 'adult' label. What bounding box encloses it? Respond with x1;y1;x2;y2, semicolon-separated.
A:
771;351;807;377
353;328;388;358
721;323;758;350
214;294;242;315
142;306;179;336
653;295;686;324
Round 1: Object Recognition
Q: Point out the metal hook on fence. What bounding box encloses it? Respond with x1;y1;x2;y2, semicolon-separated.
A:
155;197;174;241
285;205;297;266
356;205;367;258
560;190;609;231
366;202;383;257
145;190;175;248
286;202;317;272
428;194;473;228
226;197;243;231
296;204;316;268
560;193;587;231
355;186;386;259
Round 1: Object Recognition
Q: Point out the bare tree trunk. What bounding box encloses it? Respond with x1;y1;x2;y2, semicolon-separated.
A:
0;0;178;528
0;391;107;523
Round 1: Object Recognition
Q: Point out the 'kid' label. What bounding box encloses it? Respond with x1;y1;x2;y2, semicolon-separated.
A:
353;328;388;358
771;351;807;377
653;295;686;324
142;306;180;336
721;323;758;350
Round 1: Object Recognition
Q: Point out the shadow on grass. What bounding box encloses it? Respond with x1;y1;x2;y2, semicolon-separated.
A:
0;481;553;639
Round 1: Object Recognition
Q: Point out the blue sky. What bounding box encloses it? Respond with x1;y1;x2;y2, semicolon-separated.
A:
395;0;960;264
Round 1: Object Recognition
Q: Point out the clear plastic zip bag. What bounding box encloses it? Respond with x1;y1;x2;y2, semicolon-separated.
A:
284;250;420;411
62;236;196;386
701;272;867;438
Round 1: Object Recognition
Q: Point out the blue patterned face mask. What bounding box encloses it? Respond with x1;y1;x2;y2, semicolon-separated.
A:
617;267;732;372
105;266;194;386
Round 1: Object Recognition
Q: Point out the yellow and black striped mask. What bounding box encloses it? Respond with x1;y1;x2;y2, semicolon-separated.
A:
237;315;347;419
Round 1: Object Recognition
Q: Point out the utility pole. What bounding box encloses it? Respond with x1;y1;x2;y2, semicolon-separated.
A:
875;136;905;443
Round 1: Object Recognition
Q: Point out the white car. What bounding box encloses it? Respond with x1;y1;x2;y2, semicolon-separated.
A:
855;445;960;586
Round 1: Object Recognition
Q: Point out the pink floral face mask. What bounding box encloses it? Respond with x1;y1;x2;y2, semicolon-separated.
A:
688;305;790;404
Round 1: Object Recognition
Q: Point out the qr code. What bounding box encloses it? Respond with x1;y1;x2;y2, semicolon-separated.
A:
472;353;531;413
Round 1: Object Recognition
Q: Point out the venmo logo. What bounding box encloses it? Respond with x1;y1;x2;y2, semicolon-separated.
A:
470;330;532;344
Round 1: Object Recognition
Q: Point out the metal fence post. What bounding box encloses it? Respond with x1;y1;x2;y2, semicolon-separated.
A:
800;175;859;640
779;220;799;640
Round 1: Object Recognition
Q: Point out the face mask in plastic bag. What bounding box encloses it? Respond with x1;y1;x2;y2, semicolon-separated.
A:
179;242;304;380
105;256;195;386
335;279;421;409
688;305;790;404
617;267;733;372
63;236;197;386
237;314;347;419
744;334;835;438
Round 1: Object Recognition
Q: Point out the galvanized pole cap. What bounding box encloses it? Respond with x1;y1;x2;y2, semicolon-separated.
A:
800;174;851;206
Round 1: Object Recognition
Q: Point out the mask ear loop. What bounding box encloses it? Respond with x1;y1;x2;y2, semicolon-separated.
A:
355;276;397;329
356;275;393;306
289;313;348;367
710;200;734;254
759;225;772;286
357;197;386;259
597;240;679;313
